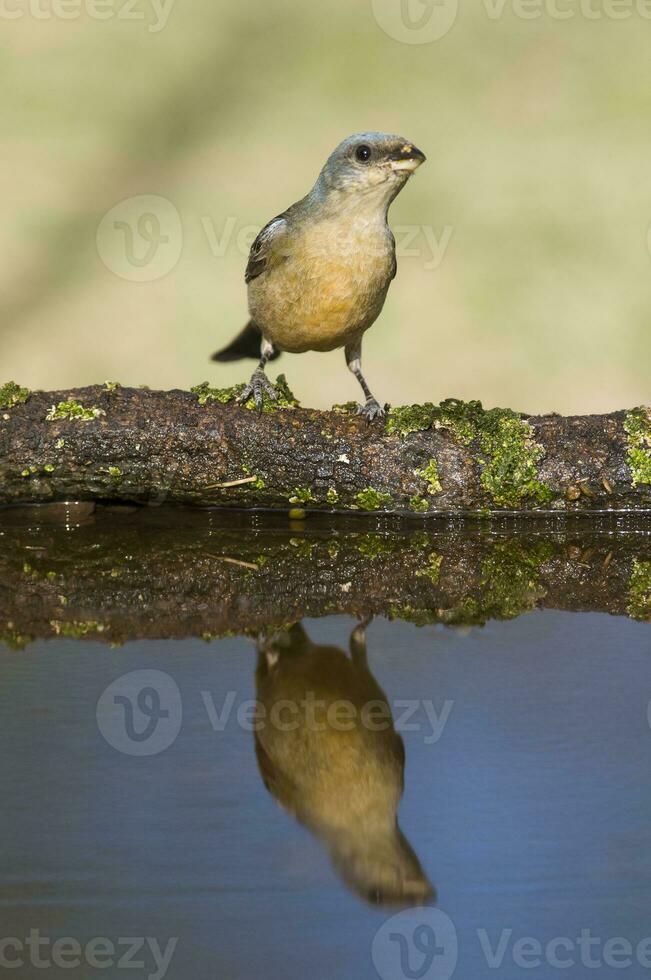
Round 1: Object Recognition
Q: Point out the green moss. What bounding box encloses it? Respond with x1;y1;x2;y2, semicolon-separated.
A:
410;531;430;550
0;630;33;650
624;408;651;486
104;380;121;391
50;620;106;637
23;563;58;582
356;534;396;559
438;400;550;507
414;458;442;495
409;495;429;513
416;553;443;585
191;381;245;406
432;540;553;627
433;398;482;444
388;399;551;508
46;400;105;422
355;488;393;511
436;598;481;626
240;465;265;491
386;402;439;437
478;540;553;621
0;381;30;409
388;604;440;627
108;466;122;480
628;559;651;621
266;375;299;410
22;464;55;477
55;439;65;449
326;487;339;505
289;487;315;505
193;374;298;412
332;401;358;415
478;413;551;508
289;538;316;556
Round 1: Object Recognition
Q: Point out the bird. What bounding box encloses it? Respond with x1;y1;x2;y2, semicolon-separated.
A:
213;132;426;420
253;620;434;906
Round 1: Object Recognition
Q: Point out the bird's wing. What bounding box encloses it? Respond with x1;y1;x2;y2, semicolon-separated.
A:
245;214;290;284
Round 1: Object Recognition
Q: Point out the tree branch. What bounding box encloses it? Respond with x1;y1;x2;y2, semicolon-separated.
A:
0;380;650;514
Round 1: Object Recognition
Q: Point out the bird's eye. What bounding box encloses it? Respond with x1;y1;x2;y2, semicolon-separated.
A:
355;144;372;163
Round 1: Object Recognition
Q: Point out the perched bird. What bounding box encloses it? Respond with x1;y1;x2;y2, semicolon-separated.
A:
213;132;426;420
254;621;434;906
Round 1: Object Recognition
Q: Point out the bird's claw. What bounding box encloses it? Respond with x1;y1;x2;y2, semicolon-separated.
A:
356;399;386;422
238;369;278;410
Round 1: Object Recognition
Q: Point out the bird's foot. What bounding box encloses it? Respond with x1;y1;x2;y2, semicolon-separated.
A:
238;369;278;410
356;399;386;422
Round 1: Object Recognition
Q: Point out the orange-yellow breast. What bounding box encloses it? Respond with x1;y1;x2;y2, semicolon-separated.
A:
248;216;395;353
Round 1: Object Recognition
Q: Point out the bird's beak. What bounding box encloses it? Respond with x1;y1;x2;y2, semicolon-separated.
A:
389;144;427;173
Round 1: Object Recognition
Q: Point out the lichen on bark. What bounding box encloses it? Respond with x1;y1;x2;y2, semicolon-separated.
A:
624;407;651;487
388;398;550;508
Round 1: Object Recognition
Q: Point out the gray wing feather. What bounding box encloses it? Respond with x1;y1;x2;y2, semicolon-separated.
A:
245;215;289;285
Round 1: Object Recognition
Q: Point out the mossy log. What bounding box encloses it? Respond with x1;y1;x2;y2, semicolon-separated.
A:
0;380;650;514
1;508;650;647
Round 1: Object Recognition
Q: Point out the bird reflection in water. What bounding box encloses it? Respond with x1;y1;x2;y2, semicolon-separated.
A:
254;620;434;907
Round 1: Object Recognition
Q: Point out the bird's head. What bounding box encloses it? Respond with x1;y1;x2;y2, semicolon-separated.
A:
315;132;426;208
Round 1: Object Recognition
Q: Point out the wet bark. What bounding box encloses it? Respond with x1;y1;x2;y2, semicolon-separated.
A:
0;384;649;514
1;507;649;647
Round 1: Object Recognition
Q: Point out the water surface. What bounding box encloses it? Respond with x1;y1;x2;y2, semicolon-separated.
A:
1;510;650;979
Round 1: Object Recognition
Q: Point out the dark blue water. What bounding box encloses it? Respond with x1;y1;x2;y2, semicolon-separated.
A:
2;609;650;979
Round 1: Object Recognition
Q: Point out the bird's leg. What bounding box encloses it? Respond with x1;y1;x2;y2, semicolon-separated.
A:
239;337;278;409
345;342;385;422
349;615;373;668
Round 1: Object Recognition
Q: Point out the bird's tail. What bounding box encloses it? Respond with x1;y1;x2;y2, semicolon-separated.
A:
211;321;281;363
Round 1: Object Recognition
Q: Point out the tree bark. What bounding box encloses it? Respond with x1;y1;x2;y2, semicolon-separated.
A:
1;507;650;647
0;383;650;514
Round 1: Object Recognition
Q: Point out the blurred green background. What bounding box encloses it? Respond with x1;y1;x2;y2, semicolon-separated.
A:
3;0;650;413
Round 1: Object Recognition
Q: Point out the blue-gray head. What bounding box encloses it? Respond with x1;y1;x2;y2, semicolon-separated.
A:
314;132;426;208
